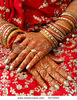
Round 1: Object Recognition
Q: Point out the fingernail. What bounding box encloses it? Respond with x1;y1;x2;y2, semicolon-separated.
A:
44;85;48;90
64;81;69;86
26;65;30;69
55;85;60;90
9;65;14;70
16;68;22;73
4;59;8;64
5;65;9;69
59;58;64;61
67;76;72;81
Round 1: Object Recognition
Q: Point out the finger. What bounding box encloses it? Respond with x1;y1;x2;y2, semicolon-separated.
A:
14;34;26;43
4;38;30;64
9;41;36;70
26;50;48;69
46;55;72;81
41;57;69;87
16;51;37;73
12;42;20;50
34;61;60;90
28;68;48;89
48;54;64;63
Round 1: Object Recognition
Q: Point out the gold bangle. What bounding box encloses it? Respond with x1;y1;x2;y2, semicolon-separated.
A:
0;21;8;26
48;24;65;39
4;27;19;45
0;23;10;43
7;29;25;45
61;12;76;24
40;29;58;47
57;17;75;29
0;24;15;44
47;28;63;41
56;23;71;32
66;11;77;20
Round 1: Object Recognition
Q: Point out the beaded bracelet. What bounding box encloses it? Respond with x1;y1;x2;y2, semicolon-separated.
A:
46;28;63;41
40;29;58;47
56;17;75;30
7;29;25;45
61;16;75;27
52;23;66;35
48;24;65;39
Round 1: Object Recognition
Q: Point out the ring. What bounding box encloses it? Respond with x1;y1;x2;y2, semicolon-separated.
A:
31;49;38;53
45;65;49;69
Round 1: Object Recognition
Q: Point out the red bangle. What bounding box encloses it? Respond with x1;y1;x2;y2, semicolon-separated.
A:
51;23;66;36
1;26;14;45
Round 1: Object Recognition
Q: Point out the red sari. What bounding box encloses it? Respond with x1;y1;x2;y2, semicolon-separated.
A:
0;0;71;31
0;0;77;96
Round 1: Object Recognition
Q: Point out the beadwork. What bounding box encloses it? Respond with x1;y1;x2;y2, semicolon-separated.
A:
57;17;75;29
40;29;58;47
48;24;65;39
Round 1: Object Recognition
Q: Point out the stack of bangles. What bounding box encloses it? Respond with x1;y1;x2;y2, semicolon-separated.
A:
0;20;25;47
40;11;77;48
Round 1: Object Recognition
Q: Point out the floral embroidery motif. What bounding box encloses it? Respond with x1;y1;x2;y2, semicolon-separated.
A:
39;0;48;9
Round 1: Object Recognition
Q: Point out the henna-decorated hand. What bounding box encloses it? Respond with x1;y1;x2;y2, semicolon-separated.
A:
5;40;72;90
4;32;52;71
28;54;72;90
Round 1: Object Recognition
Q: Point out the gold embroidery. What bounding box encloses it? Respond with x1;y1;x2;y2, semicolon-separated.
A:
6;9;10;12
51;0;56;2
39;0;48;9
0;6;5;10
13;18;21;24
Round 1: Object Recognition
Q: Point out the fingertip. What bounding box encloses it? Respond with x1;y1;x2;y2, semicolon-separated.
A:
13;38;19;43
26;65;30;69
4;59;8;64
16;68;22;73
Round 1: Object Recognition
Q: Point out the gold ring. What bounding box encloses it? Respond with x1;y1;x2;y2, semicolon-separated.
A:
31;49;38;53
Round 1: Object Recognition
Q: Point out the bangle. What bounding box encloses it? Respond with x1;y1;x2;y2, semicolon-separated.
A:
66;11;77;20
40;29;58;47
7;29;25;45
56;23;71;32
45;28;58;45
61;12;76;24
0;23;9;43
0;21;8;25
48;23;65;38
46;28;63;41
56;17;75;30
2;26;18;45
54;23;66;35
61;16;75;27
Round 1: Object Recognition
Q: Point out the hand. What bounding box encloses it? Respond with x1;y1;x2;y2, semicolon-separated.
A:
4;32;52;72
28;54;72;90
